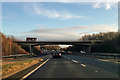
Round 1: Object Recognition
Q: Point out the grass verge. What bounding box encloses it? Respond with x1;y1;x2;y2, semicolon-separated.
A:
2;58;43;78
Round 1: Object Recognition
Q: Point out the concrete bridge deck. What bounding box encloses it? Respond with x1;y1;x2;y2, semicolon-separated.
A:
13;40;103;53
14;40;103;46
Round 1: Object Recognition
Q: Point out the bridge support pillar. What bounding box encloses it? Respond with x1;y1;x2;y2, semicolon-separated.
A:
82;45;91;53
29;45;33;55
87;45;91;53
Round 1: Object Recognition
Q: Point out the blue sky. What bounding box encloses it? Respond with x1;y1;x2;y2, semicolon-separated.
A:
2;2;118;41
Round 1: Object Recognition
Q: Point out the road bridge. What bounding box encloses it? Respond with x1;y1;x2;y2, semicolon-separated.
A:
14;40;103;45
14;40;103;54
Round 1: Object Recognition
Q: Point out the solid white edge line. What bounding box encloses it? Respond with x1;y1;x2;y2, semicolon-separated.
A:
20;56;52;80
115;62;119;64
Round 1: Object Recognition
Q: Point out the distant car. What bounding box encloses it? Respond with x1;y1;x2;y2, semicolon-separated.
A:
80;51;86;54
52;51;61;58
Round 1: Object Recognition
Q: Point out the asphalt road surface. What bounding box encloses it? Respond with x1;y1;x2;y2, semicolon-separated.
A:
24;54;119;79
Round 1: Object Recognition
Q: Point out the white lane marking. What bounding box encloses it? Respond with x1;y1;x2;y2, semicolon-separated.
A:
20;56;51;80
95;70;98;72
63;56;71;60
98;59;109;62
63;56;67;58
63;56;78;63
72;59;78;63
67;58;70;60
81;64;86;67
115;62;120;64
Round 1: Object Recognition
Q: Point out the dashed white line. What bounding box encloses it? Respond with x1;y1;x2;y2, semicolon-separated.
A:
67;58;70;59
81;64;86;67
72;59;78;63
63;56;71;60
63;56;67;58
95;70;98;72
63;56;78;63
20;56;51;80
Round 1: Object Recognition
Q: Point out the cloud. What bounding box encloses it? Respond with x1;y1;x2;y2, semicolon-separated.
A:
33;4;60;18
93;2;117;10
24;3;85;20
89;24;118;32
15;24;118;41
15;32;81;41
29;24;117;33
23;2;117;20
93;3;101;8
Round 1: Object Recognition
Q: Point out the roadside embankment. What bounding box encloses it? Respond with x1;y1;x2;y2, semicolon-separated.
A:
2;57;43;79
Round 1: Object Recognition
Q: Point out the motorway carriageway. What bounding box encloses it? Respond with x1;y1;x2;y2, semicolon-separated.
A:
20;53;119;79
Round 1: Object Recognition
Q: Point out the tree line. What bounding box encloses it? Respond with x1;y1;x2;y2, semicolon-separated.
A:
68;32;120;53
1;31;119;55
1;32;29;56
1;32;61;56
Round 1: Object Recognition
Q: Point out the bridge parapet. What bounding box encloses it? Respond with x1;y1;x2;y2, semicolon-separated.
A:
13;40;103;46
13;40;103;54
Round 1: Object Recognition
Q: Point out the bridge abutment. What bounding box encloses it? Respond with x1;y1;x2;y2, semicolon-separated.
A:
29;45;34;55
79;45;91;53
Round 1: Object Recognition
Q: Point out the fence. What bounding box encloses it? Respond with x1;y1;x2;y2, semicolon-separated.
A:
2;54;30;58
72;52;120;60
